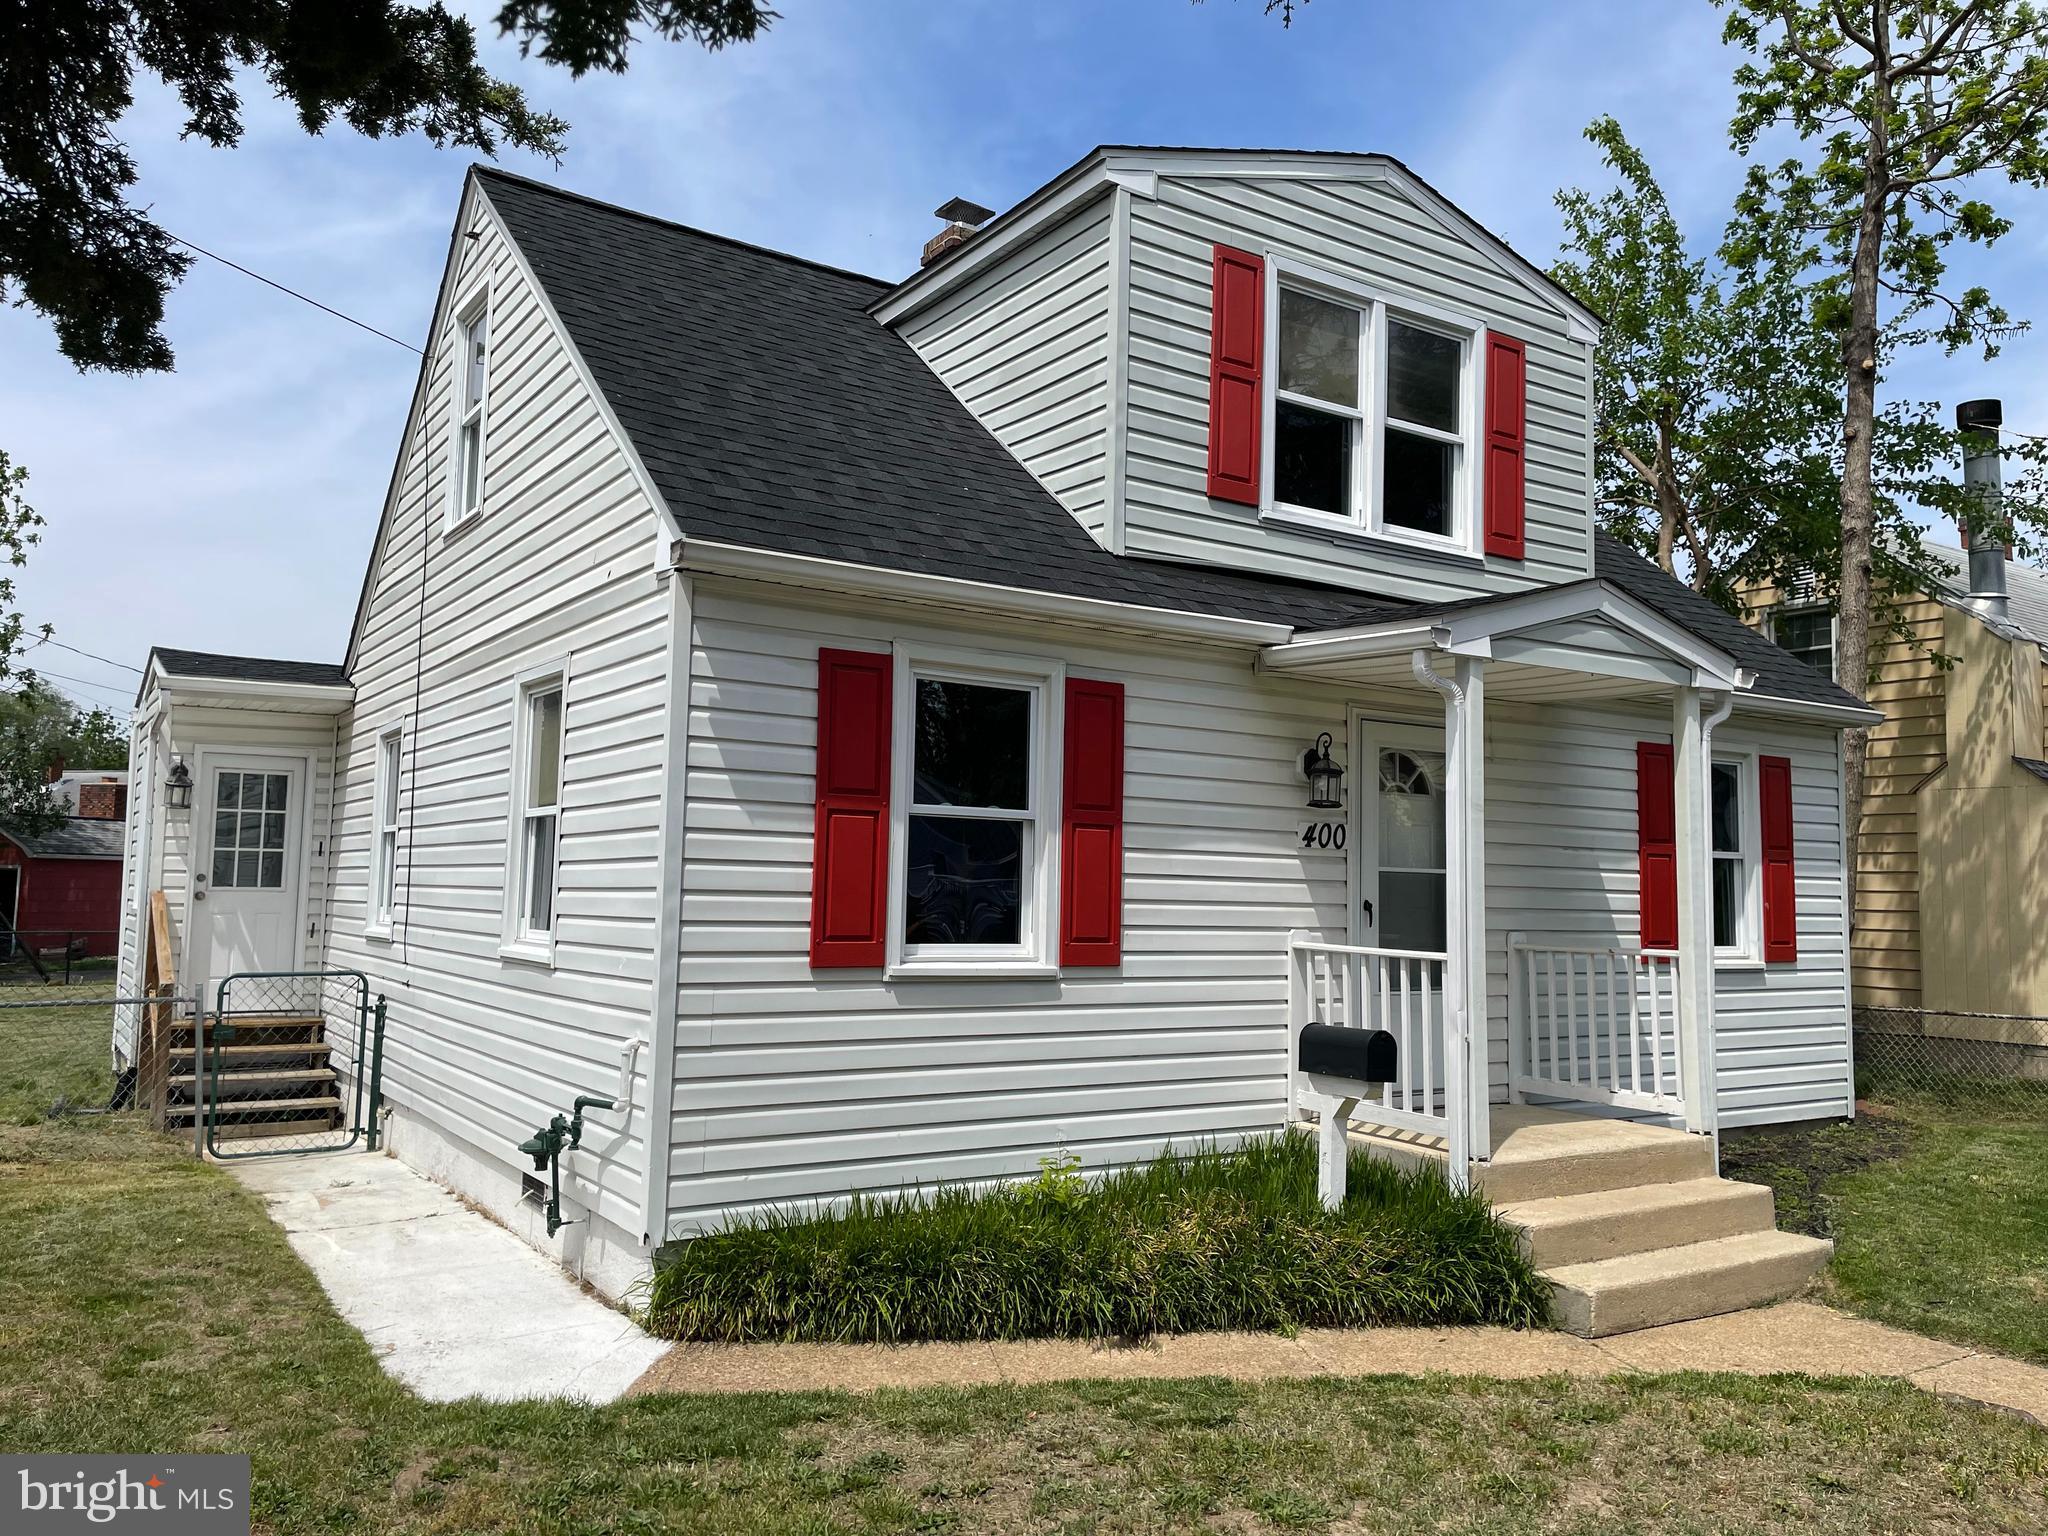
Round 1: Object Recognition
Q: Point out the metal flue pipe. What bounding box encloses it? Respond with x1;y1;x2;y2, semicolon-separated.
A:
1957;398;2010;621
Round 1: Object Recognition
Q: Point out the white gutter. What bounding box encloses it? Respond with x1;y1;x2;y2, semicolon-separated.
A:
150;668;353;709
672;538;1298;647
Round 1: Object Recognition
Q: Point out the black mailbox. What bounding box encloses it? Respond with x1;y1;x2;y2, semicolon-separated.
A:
1298;1023;1398;1084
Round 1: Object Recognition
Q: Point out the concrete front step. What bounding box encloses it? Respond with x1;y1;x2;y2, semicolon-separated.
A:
1543;1229;1833;1338
1475;1111;1716;1204
1498;1177;1779;1269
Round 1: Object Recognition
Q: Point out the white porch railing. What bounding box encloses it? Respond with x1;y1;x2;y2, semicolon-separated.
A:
1509;940;1684;1116
1287;934;1469;1194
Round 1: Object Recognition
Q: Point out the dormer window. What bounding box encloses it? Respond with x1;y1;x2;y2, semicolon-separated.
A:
1263;258;1482;552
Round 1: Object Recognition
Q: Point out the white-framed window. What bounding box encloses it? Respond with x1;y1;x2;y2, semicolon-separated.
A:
448;293;490;530
1771;604;1836;677
368;725;403;935
503;665;566;960
1710;755;1760;959
1262;255;1483;553
887;645;1063;975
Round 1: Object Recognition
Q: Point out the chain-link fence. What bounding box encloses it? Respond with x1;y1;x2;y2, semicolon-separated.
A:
1;987;196;1140
1;975;386;1159
202;970;385;1158
1855;1005;2048;1111
0;928;121;987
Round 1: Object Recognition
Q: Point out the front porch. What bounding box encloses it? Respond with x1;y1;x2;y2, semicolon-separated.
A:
1265;578;1835;1334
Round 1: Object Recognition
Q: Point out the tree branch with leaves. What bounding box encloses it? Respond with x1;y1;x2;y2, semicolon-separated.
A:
1719;0;2048;928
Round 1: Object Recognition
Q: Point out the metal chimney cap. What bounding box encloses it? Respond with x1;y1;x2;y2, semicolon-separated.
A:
933;196;996;228
1958;398;2003;433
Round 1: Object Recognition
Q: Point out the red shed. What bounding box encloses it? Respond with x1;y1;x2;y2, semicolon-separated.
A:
0;816;127;959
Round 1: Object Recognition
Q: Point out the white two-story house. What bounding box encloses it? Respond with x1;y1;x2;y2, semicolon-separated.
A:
118;147;1870;1332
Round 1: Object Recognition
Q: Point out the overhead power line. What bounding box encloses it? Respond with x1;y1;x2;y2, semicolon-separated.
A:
168;232;422;355
23;633;144;676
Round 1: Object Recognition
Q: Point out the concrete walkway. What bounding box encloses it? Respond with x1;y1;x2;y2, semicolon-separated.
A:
228;1152;667;1404
630;1303;2048;1428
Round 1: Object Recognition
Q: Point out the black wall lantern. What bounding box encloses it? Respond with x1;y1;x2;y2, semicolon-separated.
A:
164;757;193;811
1302;732;1345;809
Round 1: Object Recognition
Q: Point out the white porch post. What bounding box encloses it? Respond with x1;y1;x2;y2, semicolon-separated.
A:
1451;657;1489;1165
1415;650;1486;1182
1671;684;1717;1136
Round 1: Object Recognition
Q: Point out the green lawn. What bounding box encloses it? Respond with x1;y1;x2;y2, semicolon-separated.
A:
0;985;136;1124
4;1119;2047;1534
1721;1092;2048;1363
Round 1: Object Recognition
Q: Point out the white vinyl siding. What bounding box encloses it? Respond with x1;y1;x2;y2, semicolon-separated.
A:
672;585;1855;1234
1484;705;1851;1127
1123;173;1593;599
321;186;673;1257
898;197;1115;542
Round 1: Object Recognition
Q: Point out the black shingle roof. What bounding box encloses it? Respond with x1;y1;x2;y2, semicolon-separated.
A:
150;648;349;688
1;818;125;859
472;168;1865;715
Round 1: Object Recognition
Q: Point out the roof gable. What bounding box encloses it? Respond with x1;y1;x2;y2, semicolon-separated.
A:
875;146;1600;339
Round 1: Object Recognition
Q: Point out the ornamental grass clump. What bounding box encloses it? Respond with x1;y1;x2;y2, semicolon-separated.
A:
644;1135;1549;1343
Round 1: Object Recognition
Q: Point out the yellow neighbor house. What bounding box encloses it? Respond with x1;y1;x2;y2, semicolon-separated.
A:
1750;542;2048;1020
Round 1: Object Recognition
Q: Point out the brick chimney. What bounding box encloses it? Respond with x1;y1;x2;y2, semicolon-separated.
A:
43;754;64;785
77;780;127;821
921;196;996;268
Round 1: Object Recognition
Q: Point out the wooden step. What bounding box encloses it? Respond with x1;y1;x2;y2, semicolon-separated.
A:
164;1093;341;1124
170;1042;331;1062
209;1115;348;1143
168;1067;337;1092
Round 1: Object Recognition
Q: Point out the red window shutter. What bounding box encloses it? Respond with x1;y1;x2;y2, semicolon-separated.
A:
1483;332;1527;559
809;648;892;968
1060;677;1125;967
1207;245;1265;506
1637;741;1678;951
1760;754;1798;962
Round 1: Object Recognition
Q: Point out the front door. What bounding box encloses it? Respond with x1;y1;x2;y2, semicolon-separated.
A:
197;757;303;998
1353;720;1448;955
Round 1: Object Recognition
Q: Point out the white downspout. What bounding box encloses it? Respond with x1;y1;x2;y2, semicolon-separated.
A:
639;568;693;1252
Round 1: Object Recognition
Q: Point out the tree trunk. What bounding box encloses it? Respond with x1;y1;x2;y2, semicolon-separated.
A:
1654;419;1680;576
1837;9;1892;945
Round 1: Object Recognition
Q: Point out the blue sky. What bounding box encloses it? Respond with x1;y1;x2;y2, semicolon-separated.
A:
5;0;2046;721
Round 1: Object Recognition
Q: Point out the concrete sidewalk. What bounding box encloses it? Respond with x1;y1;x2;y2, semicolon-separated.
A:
228;1151;667;1404
629;1303;2048;1428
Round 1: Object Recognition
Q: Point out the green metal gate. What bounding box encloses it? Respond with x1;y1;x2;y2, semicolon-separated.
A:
204;969;386;1159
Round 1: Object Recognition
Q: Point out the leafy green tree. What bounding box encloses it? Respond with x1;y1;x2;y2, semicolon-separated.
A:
1719;0;2048;896
1551;115;2037;620
0;687;126;837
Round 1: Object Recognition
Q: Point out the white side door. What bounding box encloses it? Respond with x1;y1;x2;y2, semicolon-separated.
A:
196;757;304;1001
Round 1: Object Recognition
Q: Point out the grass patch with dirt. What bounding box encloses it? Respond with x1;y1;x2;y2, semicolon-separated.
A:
646;1136;1550;1343
1721;1093;2048;1362
4;1118;2048;1533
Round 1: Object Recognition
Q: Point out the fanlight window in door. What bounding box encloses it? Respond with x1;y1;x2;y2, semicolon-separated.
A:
1378;749;1447;953
212;772;289;889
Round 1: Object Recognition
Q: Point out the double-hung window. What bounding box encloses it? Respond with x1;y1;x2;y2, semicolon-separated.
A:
506;673;565;956
891;650;1059;972
450;299;489;528
1772;605;1835;677
1710;757;1758;957
1266;260;1479;549
370;727;402;933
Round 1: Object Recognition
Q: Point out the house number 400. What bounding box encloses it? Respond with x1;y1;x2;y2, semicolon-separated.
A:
1298;821;1346;851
